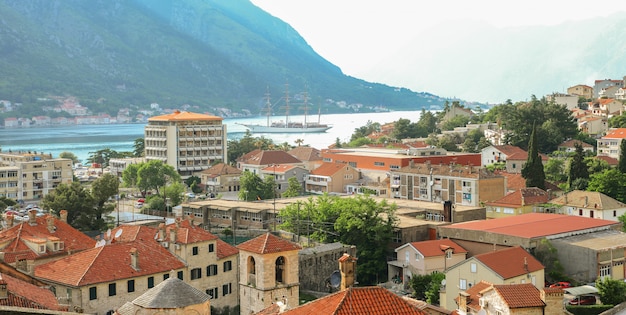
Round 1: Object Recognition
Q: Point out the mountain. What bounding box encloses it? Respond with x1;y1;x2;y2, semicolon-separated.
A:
364;13;626;103
0;0;446;117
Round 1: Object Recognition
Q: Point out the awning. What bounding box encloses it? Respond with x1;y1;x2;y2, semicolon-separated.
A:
564;285;599;296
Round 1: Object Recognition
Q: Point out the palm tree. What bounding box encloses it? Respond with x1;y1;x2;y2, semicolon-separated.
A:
295;138;304;147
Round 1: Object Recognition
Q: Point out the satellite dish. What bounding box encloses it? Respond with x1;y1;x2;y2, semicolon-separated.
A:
329;270;341;288
95;239;106;248
441;279;447;286
114;229;123;239
106;228;112;239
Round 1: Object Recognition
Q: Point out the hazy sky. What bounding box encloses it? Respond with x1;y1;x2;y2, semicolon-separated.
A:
252;1;626;79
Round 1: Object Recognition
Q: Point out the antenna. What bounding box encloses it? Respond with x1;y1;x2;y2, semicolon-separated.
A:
329;270;341;288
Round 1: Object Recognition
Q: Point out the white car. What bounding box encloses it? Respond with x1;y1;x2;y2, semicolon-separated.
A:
135;203;143;209
186;193;196;199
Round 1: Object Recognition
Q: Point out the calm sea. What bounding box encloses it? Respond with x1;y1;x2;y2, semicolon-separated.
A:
0;111;423;164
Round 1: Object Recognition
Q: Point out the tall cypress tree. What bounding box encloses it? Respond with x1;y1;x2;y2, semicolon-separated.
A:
619;140;626;173
568;142;589;188
521;122;546;189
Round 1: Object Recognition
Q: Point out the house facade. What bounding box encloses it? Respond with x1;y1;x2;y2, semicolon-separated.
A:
198;162;242;194
597;128;626;160
548;190;626;221
485;188;550;219
567;84;593;99
0;152;73;201
305;162;360;194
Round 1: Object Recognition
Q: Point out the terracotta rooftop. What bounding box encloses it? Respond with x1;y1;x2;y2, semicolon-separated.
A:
401;239;468;257
439;213;619;239
310;162;355;176
199;163;241;176
455;280;492;311
486;187;549;207
216;238;239;259
549;190;626;210
0;272;64;310
241;150;302;166
474;246;543;279
237;233;301;254
0;214;96;263
603;128;626;139
35;240;185;286
490;145;527;157
288;146;322;162
278;286;426;315
594;155;619;166
492;283;545;308
558;139;593;148
148;110;222;122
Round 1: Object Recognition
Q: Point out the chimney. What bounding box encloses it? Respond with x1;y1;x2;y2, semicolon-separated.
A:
5;214;13;228
0;275;7;299
130;248;139;270
46;216;56;233
158;223;165;241
170;225;178;243
28;210;37;225
60;210;68;222
188;214;195;226
338;253;357;290
458;291;469;312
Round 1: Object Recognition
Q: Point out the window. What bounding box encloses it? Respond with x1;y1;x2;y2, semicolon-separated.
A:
374;161;385;167
191;268;202;280
206;287;218;299
224;260;232;272
415;253;421;261
207;264;218;276
108;283;116;296
276;256;285;283
163;273;170;281
89;287;97;300
222;283;232;296
590;210;594;218
459;279;467;290
445;250;452;259
208;243;215;253
579;209;583;216
177;271;184;280
127;280;135;293
600;264;611;278
148;276;154;288
470;263;477;273
193;246;199;255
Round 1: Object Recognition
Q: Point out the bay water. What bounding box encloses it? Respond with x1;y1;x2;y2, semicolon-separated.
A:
0;111;423;164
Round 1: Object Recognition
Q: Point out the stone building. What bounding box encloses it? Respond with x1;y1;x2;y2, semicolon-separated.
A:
298;243;357;292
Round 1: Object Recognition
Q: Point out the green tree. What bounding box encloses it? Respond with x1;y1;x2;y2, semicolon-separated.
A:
391;118;416;140
350;120;381;141
283;177;303;198
521;123;545;189
185;175;203;194
41;182;99;232
137;160;181;210
90;173;119;229
133;138;145;157
416;109;438;136
408;274;432;300
238;171;272;201
608;112;626;128
279;194;397;285
596;277;626;305
227;131;275;164
424;272;445;305
619;140;626;173
165;181;186;207
587;169;626;203
59;151;80;164
544;158;566;183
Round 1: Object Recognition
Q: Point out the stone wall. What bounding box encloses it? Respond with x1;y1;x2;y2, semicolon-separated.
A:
298;243;357;292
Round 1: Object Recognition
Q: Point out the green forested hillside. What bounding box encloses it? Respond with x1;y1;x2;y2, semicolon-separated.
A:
0;0;444;117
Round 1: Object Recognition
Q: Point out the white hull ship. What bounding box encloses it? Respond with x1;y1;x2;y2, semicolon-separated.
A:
238;84;332;133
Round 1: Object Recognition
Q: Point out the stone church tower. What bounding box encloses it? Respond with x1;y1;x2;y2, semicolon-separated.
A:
237;233;302;315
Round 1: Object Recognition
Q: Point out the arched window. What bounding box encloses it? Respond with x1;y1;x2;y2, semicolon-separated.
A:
275;256;285;284
248;256;256;275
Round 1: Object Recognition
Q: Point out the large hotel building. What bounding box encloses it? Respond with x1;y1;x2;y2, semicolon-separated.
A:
144;111;227;177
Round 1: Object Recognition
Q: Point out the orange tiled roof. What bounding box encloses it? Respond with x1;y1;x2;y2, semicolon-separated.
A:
486;187;549;207
558;139;593;148
289;146;322;161
216;238;239;259
310;162;354;176
491;145;527;157
455;280;492;311
241;150;302;165
280;286;426;315
474;246;543;279
261;164;299;173
0;273;64;310
237;233;301;254
492;283;545;308
603;128;626;139
199;163;241;176
35;241;185;287
166;218;219;244
148;110;222;122
439;213;619;239
595;155;619;166
0;214;96;263
407;239;467;257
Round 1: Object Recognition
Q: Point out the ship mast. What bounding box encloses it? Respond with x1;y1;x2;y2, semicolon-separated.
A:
284;82;290;127
263;86;272;127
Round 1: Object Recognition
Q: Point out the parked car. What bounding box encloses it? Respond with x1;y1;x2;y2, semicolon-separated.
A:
569;295;597;305
4;210;19;216
137;198;145;203
549;281;572;288
186;193;196;199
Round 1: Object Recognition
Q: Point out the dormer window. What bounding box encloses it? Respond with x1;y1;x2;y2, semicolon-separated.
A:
39;245;45;253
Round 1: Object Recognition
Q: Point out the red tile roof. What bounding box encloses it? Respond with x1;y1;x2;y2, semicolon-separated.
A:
35;241;185;287
280;286;426;315
406;239;468;257
0;273;64;310
456;280;492;310
474;247;543;279
491;145;527;157
241;150;302;165
289;146;322;161
492;283;545;308
439;213;619;239
603;128;626;139
148;110;222;122
595;155;619;166
166;218;219;244
486;188;549;207
261;164;299;173
558;139;593;148
237;233;301;254
216;238;239;259
311;162;354;176
0;214;96;263
199;163;241;176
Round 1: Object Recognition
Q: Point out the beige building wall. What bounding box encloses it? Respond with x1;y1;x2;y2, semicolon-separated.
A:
441;258;544;310
0;154;72;201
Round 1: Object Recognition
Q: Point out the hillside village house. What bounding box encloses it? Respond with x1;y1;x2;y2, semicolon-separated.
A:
305;162;360;195
546;93;578;110
198;162;242;195
485;187;550;219
388;239;467;289
576;114;607;137
390;161;506;207
567;84;593;99
548;190;626;221
480;145;547;173
440;246;545;311
593;78;623;98
237;150;304;175
287;146;323;171
597;128;626;160
557;139;595;154
590;98;622;117
260;164;308;197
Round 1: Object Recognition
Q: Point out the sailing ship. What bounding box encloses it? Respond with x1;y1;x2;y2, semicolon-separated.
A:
238;85;332;133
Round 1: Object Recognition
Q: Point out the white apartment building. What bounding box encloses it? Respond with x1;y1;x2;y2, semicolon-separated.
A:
0;152;72;201
144;111;227;177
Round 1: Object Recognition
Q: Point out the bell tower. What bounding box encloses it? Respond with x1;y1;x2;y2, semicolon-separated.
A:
237;233;301;314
